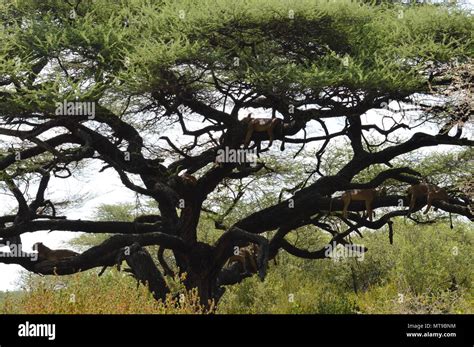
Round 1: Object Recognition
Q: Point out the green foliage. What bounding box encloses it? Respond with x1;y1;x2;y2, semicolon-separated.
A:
1;0;472;315
217;222;473;314
70;203;137;248
406;148;474;188
1;270;212;314
217;267;359;314
3;217;471;314
1;0;472;109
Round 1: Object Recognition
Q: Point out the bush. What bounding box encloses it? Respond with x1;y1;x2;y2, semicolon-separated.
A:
1;270;212;314
217;221;472;314
2;222;471;314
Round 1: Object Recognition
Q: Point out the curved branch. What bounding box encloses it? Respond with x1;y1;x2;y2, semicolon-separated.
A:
280;239;328;259
0;232;188;275
157;246;175;277
214;226;269;281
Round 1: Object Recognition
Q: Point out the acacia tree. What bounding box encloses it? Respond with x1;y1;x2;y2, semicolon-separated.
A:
0;0;472;306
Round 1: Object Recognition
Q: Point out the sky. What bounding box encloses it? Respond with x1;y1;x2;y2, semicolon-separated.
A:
0;0;473;291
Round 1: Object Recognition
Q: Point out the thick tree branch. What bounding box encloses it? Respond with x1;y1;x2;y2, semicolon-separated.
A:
0;232;188;275
0;219;166;238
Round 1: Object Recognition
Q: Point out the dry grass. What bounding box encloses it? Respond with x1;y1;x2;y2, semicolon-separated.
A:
1;270;213;314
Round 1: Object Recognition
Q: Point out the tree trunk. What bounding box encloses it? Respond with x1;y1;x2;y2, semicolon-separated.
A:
180;241;223;307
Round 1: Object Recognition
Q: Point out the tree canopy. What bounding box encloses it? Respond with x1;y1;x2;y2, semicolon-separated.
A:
0;0;472;306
